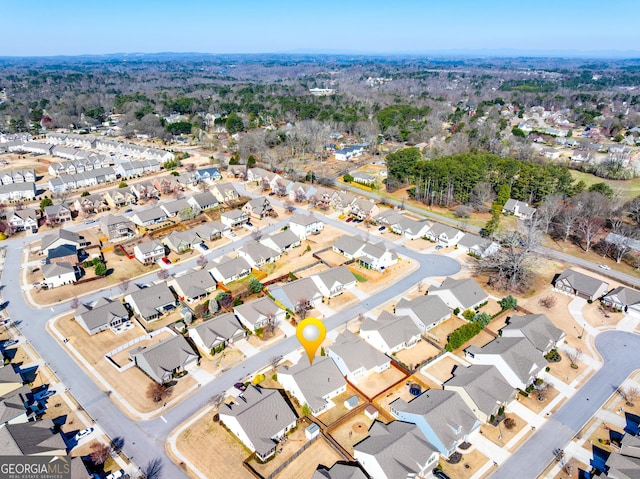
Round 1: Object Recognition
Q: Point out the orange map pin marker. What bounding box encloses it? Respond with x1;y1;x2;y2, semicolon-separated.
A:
296;317;326;365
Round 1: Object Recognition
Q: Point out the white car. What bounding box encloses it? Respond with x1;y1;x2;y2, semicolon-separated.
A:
74;427;94;441
106;470;124;479
599;264;611;271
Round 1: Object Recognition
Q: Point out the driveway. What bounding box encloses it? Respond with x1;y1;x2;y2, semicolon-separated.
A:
490;330;640;479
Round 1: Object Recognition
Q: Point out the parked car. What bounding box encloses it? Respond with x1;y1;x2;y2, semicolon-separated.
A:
378;226;386;231
124;208;133;213
346;217;353;223
84;219;96;224
433;469;451;479
74;427;94;441
2;339;18;348
161;257;171;265
435;245;444;250
246;222;253;227
599;264;611;270
105;471;124;479
196;243;209;251
234;382;247;392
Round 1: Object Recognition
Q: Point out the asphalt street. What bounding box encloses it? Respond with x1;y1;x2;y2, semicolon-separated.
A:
490;330;640;479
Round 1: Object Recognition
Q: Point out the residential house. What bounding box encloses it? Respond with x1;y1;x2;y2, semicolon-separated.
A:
334;145;364;161
260;229;301;253
465;337;547;390
234;296;286;332
0;182;36;202
289;213;324;240
192;221;228;241
211;182;240;203
74;193;106;216
552;269;609;301
350;198;380;220
500;314;565;354
602;286;640;315
360;311;422;355
8;209;38;234
242;196;274;219
332;235;397;272
351;172;376;186
606;434;640;479
195;167;222;183
540;147;560;159
116;159;161;178
144;148;174;164
187;191;218;212
268;277;323;312
443;364;515;423
429;277;488;312
134;240;165;264
0;385;30;426
288;182;316;202
220;209;248;229
227;165;246;179
169;268;217;303
15;141;53;156
74;297;130;336
278;356;347;415
237;241;281;269
310;266;357;298
130;207;167;227
247;167;282;190
502;199;536;220
152;176;180;195
43;203;72;224
394;295;451;333
189;313;245;354
0;169;35;185
46;244;78;265
424;223;464;246
311;463;369;479
102;188;136;209
99;214;135;241
40;229;88;255
129;181;159;202
327;330;390;383
457;233;499;258
132;334;198;383
373;210;431;239
219;386;298;461
331;191;358;212
389;389;481;457
353;420;439;479
176;172;199;188
161;198;191;218
41;261;77;288
162;230;203;253
125;283;177;322
0;419;67;456
209;256;252;284
0;364;23;397
272;178;293;197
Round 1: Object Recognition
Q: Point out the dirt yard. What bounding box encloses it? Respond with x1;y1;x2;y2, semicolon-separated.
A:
394;339;442;370
422;355;470;384
355;366;407;400
175;416;254;479
373;375;431;414
317;388;366;427
328;410;378;454
440;448;489;479
480;413;527;448
271;436;343;479
428;316;466;345
519;385;560;414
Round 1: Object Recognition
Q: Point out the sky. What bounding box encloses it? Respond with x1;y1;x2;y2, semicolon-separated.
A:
2;0;639;57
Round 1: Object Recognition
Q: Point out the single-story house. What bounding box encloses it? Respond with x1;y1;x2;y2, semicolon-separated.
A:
268;277;323;312
332;235;397;272
360;311;422;355
602;286;640;315
236;241;281;269
428;277;488;312
259;229;301;253
160;199;191;218
132;334;198;384
394;294;451;332
162;230;203;253
188;313;246;354
130;207;168;227
74;297;130;336
502;198;536;219
125;283;177;322
192;221;228;241
187;191;219;212
310;266;357;298
219;386;297;461
169;268;217;303
278;356;347;415
424;223;464;246
327;330;390;384
457;233;499;258
552;269;609;301
500;313;565;354
234;296;286;332
373;210;431;240
209;256;252;284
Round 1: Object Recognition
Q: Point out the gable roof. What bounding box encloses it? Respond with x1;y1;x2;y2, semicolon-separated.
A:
190;191;218;209
353;420;436;479
329;330;389;373
395;294;451;326
554;269;608;298
237;240;280;263
133;335;197;383
42;261;75;279
162;198;191;215
41;229;84;251
502;314;565;352
209;255;252;281
47;244;77;260
220;386;297;457
444;365;514;417
427;222;461;238
262;229;300;250
361;311;422;350
172;268;217;299
233;296;282;327
190;313;243;349
278;356;346;412
268;277;322;310
602;286;640;308
312;266;356;291
75;297;129;332
0;364;23;386
127;283;176;318
290;213;322;227
135;239;164;255
430;277;488;310
0;419;66;455
390;389;479;453
312;462;369;479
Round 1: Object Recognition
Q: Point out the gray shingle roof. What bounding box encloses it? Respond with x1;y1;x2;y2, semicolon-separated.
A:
41;229;84;251
469;337;546;386
132;335;198;383
278;356;346;412
127;283;176;319
353;420;436;479
262;229;300;250
233;296;281;328
0;419;66;455
162;198;191;215
238;240;280;264
602;287;640;308
0;364;22;385
75;297;129;332
444;365;514;417
132;206;167;224
172;269;216;299
190;313;243;349
42;261;75;279
290;213;321;227
361;311;421;350
190;191;218;209
312;462;368;479
221;209;246;220
136;239;164;255
390;389;479;454
502;314;565;353
329;330;389;373
312;266;356;292
431;277;488;310
395;294;451;328
554;269;608;298
220;386;297;457
210;256;252;282
268;277;322;311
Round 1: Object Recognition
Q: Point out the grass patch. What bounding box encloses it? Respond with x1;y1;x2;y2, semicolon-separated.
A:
352;272;367;283
569;170;640;201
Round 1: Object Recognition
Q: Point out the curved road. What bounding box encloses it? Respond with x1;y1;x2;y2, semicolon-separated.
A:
2;208;460;478
490;330;640;479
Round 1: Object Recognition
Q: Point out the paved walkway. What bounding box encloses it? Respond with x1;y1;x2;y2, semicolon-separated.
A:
617;312;640;332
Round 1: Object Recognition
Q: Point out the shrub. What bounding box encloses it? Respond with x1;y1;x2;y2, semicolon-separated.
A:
504;417;516;430
445;321;483;351
473;312;492;327
453;307;461;316
499;295;518;311
462;309;476;321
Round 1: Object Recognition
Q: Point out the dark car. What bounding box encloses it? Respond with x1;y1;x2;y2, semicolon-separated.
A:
346;217;353;222
433;469;450;479
124;208;133;213
378;226;386;231
234;382;247;392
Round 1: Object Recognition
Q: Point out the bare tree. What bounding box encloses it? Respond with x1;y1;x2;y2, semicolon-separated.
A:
250;229;263;241
196;255;208;269
269;354;283;371
264;312;279;336
554;203;582;242
146;382;172;403
89;441;112;465
566;348;583;368
575;217;602;252
621;386;639;406
538;295;557;309
260;177;271;192
283;199;296;214
608;233;633;264
142;458;164;479
536;382;553;401
210;393;225;409
295;298;312;320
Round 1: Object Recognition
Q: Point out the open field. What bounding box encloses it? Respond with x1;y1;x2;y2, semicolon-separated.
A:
569;169;640;201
